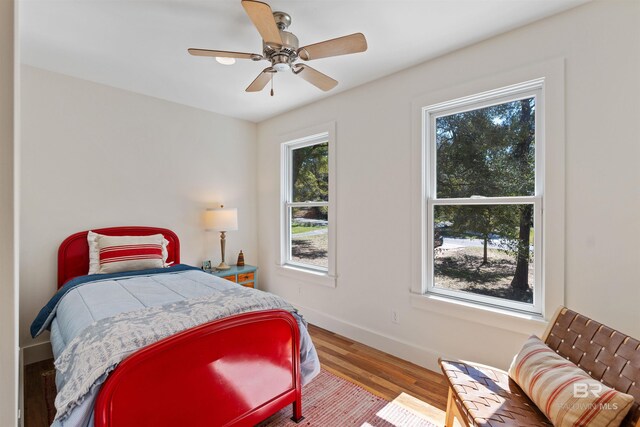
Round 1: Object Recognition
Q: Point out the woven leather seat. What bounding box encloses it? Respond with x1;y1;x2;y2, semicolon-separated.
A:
440;307;640;427
440;359;552;427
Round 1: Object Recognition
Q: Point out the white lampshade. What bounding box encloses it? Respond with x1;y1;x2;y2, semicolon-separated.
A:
205;207;238;231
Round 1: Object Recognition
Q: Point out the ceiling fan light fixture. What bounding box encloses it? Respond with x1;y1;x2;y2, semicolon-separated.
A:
215;57;236;65
271;53;291;72
273;62;290;72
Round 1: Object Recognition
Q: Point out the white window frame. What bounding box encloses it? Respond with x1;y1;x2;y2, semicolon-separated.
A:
424;80;544;315
279;122;337;286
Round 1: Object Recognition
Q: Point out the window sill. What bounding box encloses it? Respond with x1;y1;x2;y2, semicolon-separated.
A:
276;264;337;288
410;293;548;335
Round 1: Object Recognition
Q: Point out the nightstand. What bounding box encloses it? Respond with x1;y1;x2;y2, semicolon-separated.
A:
208;265;257;289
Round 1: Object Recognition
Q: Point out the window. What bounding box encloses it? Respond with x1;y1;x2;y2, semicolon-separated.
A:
281;129;335;279
423;80;543;314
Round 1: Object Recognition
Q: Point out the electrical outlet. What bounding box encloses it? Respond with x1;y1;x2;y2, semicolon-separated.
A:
391;310;400;324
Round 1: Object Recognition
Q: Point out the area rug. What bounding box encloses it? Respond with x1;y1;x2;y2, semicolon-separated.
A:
259;369;439;426
42;368;440;426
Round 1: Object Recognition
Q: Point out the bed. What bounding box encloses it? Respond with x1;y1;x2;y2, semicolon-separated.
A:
31;226;320;427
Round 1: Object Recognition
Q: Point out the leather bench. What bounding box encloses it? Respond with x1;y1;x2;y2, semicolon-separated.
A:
440;307;640;427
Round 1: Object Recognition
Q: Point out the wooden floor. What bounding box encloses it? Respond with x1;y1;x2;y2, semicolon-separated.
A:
24;358;54;427
24;324;449;427
308;324;449;409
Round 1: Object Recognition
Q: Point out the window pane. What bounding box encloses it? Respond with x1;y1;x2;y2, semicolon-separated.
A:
290;206;328;269
433;204;534;304
435;97;535;198
292;142;328;202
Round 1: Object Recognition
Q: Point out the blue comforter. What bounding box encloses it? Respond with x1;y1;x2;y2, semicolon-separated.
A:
31;264;200;338
31;266;320;427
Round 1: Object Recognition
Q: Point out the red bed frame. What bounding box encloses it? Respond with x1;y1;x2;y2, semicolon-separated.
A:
57;226;303;427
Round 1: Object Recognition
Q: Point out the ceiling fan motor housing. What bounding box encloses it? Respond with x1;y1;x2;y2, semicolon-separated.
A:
264;29;299;71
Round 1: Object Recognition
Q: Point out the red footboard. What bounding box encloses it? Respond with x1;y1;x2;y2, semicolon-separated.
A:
94;310;303;427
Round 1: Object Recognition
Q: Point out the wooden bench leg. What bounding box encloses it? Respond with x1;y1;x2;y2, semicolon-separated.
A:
445;387;469;427
445;387;455;427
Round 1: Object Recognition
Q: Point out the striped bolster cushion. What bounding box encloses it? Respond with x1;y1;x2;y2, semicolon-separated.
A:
96;234;165;274
508;335;634;427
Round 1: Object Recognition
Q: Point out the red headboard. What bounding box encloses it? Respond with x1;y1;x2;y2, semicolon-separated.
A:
57;226;180;288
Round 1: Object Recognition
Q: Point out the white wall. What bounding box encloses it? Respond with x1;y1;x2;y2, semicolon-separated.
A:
1;0;19;425
20;66;258;356
257;0;640;371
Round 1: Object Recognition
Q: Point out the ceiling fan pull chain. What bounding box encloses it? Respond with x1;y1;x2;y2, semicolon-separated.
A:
270;73;274;96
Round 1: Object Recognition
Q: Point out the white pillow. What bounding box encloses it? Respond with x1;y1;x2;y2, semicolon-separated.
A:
87;231;170;275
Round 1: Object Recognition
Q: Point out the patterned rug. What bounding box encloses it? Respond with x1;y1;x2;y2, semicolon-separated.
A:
42;368;440;426
260;369;440;426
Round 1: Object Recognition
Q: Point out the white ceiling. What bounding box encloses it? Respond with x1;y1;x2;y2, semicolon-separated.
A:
20;0;588;123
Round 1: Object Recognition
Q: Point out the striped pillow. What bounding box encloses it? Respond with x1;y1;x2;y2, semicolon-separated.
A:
508;335;634;427
96;234;165;274
88;231;170;274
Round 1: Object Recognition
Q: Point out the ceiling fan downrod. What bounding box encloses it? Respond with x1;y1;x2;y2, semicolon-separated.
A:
272;11;291;31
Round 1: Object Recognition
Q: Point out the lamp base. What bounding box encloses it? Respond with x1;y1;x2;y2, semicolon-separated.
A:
216;262;231;270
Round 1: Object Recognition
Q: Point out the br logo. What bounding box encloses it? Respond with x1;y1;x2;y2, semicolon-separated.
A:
573;382;603;398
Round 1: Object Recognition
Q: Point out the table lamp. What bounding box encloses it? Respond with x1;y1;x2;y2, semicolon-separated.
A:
205;205;238;270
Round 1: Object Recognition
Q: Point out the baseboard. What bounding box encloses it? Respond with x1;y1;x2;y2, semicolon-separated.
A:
296;304;441;372
18;348;24;427
22;341;53;365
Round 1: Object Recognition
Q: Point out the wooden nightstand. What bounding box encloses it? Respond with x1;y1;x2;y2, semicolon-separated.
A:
208;265;257;289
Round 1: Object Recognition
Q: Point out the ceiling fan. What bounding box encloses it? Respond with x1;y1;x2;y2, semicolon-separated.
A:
188;0;368;95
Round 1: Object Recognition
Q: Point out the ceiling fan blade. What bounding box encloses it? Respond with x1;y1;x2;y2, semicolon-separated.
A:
241;0;283;46
246;68;274;92
293;64;338;91
298;33;367;61
188;48;262;60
